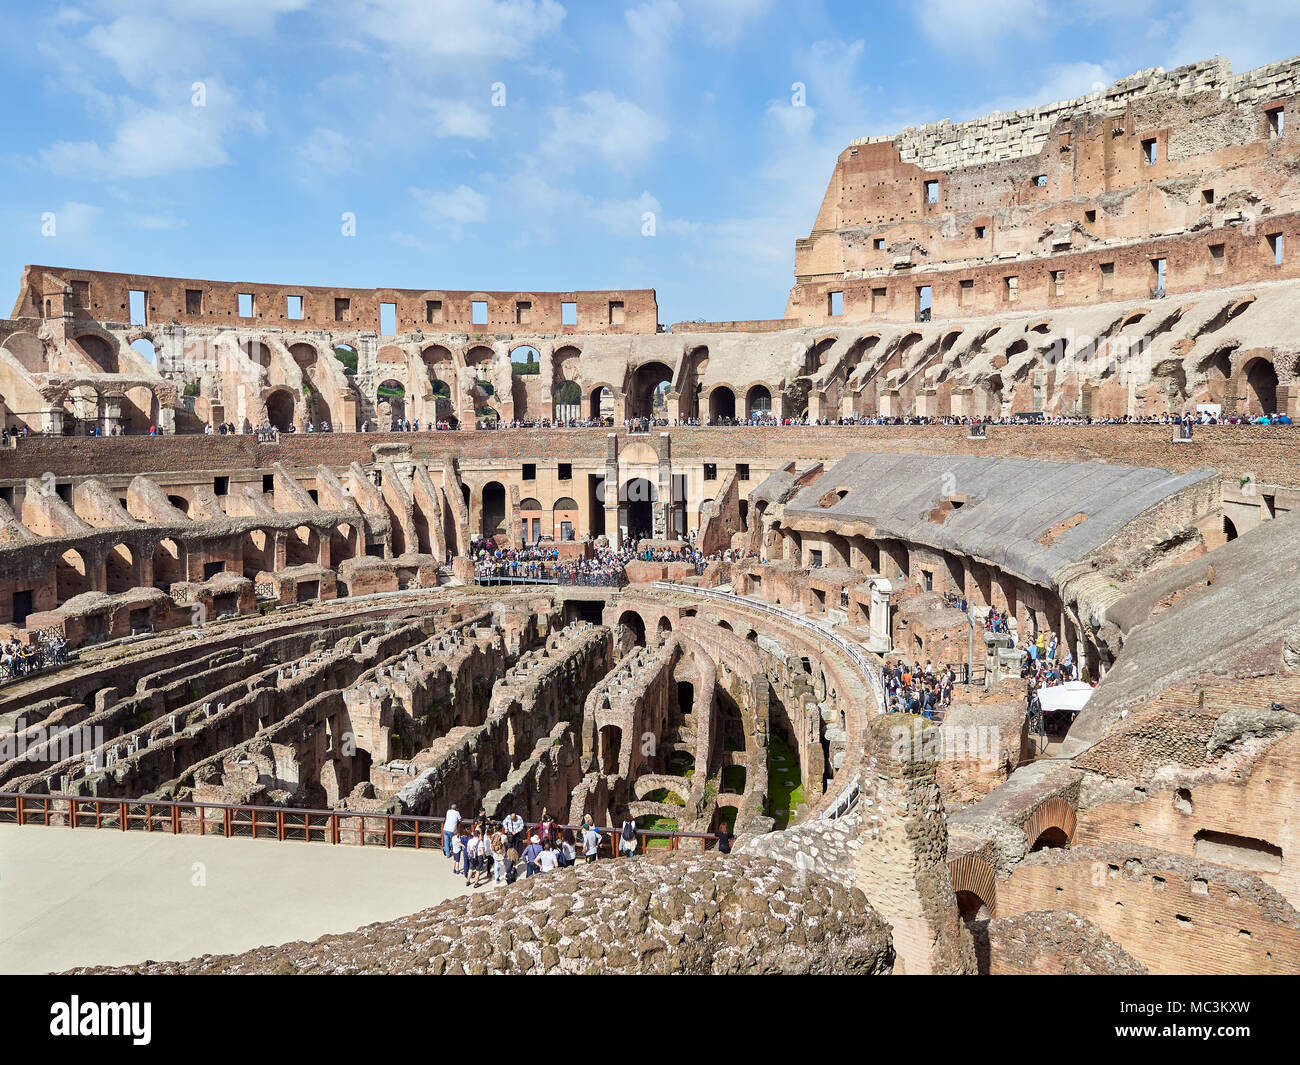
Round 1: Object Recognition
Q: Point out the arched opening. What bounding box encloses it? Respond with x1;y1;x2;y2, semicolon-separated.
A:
1030;826;1070;852
244;340;273;372
622;477;655;541
657;616;673;638
130;337;156;365
288;342;318;371
105;543;135;594
554;380;582;420
481;481;506;539
629;362;673;419
956;890;990;922
617;610;646;649
1242;357;1278;415
708;386;736;423
589;385;614;421
553;496;579;542
518;497;543;545
599;724;623;775
77;334;119;374
153;538;181;588
330;523;356;564
57;548;91;601
286;525;319;567
334;344;358;376
241;529;272;578
746;384;772;419
1223;515;1238;542
265;389;295;432
376;379;405;425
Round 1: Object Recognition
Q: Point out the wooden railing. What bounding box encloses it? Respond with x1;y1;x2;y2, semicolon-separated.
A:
0;792;721;857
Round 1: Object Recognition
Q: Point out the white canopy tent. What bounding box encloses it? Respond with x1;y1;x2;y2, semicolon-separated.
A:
1037;680;1094;715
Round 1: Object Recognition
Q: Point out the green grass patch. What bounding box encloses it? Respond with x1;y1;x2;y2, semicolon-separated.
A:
768;735;805;830
643;787;686;807
638;815;678;849
722;765;746;793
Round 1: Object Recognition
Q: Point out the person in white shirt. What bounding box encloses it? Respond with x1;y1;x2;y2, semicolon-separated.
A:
443;803;460;857
535;843;559;874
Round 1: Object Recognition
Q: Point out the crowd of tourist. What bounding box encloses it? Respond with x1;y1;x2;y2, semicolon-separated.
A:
439;802;733;887
471;534;731;586
881;659;959;718
1;632;70;681
6;407;1296;445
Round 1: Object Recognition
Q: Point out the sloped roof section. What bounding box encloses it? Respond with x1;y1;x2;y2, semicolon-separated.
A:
782;452;1217;586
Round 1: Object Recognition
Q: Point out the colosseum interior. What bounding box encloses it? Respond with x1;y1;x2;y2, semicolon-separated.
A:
4;52;1300;987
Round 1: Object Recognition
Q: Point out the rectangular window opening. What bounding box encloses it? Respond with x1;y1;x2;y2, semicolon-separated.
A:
379;301;397;335
238;293;254;319
561;301;577;325
287;295;303;320
472;300;488;325
924;179;938;204
129;289;147;326
1142;137;1158;165
828;290;844;317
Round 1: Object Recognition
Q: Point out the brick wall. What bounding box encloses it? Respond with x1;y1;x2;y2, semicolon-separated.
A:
7;425;1300;488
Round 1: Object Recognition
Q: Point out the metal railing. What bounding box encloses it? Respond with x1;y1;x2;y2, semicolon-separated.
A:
0;792;720;856
652;581;887;820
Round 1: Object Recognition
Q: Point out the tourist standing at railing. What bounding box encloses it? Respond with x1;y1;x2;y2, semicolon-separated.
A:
489;826;508;885
443;802;460;856
618;815;638;857
582;822;601;864
522;834;543;877
503;809;524;853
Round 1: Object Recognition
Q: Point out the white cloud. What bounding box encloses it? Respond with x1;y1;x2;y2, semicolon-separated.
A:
626;0;683;44
541;91;670;171
349;0;565;57
42;99;260;179
426;98;492;139
412;184;489;226
41;201;102;241
914;0;1047;53
297;127;353;174
688;0;775;46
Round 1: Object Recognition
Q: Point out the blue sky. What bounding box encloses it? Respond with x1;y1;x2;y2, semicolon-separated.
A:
3;0;1300;327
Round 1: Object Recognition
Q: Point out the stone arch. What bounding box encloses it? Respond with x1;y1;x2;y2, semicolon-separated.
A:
288;341;319;370
1023;795;1077;851
129;337;156;365
57;547;91;601
265;388;296;431
286;525;320;567
628;361;673;419
153;537;182;588
617;610;646;648
330;522;357;563
241;528;273;578
599;724;623;774
589;384;615;421
707;384;736;422
76;333;119;374
1240;356;1278;415
481;481;506;538
376;379;406;424
622;476;656;540
948;853;998;919
2;331;45;373
105;542;135;594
